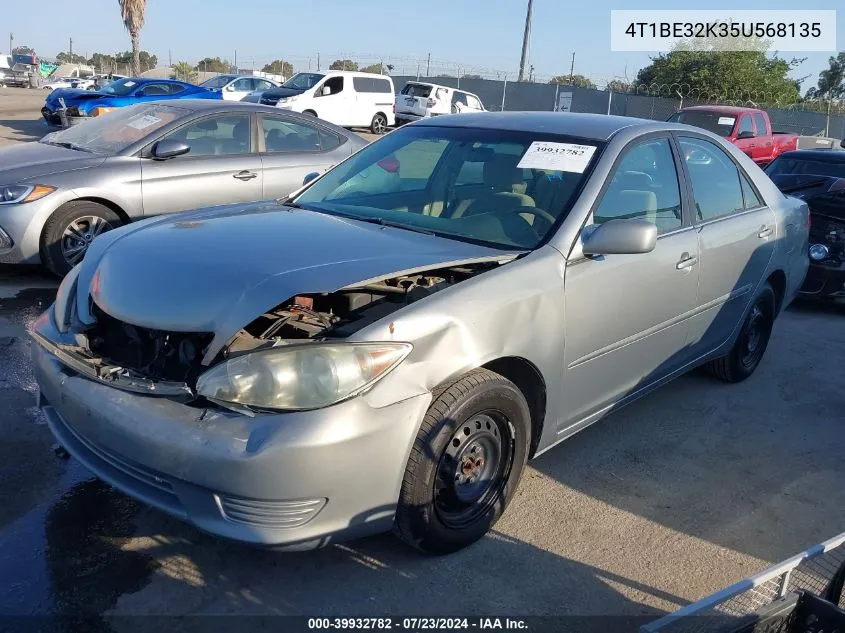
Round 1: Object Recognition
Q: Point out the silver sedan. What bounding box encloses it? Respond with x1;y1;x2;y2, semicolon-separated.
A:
32;112;809;555
0;99;367;275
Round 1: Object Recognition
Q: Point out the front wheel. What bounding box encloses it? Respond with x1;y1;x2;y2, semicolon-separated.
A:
370;112;388;135
705;282;776;382
40;201;122;277
394;368;530;554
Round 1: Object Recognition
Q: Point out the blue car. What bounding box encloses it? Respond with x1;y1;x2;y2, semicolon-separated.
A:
41;77;222;124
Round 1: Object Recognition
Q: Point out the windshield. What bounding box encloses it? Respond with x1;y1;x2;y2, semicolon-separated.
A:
765;156;845;179
201;75;236;89
668;111;737;136
281;73;325;90
39;103;187;155
293;126;601;250
98;78;143;96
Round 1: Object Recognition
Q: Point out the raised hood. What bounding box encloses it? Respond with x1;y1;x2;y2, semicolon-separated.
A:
0;142;107;181
74;202;519;362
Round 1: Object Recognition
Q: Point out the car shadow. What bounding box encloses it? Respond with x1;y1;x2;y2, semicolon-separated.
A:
0;118;51;144
18;478;676;632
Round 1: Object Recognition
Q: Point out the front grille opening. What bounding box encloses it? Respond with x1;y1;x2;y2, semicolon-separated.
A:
88;304;214;386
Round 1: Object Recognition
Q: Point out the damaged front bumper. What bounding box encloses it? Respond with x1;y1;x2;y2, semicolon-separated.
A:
31;310;432;549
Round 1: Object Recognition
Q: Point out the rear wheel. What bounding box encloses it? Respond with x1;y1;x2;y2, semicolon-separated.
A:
302;109;317;117
706;283;775;382
370;112;388;135
40;201;122;277
394;368;530;554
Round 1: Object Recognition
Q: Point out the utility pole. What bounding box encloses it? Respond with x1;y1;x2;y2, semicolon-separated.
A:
234;50;237;72
568;52;575;84
317;52;320;70
168;50;172;67
69;37;73;59
9;33;13;55
426;52;431;76
517;0;533;82
528;64;534;82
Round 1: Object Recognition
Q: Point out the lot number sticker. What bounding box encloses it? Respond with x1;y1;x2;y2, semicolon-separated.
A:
517;142;597;173
718;116;736;126
127;115;162;130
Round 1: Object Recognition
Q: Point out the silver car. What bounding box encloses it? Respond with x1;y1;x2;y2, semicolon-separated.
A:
31;112;809;554
0;99;367;276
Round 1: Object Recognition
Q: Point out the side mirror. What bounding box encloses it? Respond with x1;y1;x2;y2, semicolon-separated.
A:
225;84;235;91
582;219;657;256
737;130;755;140
321;86;331;96
303;171;320;186
152;139;191;160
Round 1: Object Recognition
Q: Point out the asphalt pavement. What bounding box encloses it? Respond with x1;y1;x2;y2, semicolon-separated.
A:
1;87;844;632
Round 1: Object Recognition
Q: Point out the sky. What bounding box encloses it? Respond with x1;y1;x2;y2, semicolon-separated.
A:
7;0;844;91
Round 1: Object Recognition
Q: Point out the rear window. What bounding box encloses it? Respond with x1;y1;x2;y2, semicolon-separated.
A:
353;77;393;93
668;111;737;137
401;83;432;98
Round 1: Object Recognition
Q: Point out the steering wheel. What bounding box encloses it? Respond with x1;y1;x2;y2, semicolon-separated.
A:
488;205;558;243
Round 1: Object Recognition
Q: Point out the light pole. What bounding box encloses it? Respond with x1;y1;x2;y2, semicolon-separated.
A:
517;0;533;81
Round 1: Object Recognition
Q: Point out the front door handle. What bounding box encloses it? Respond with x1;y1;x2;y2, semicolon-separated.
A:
233;170;258;181
676;253;698;270
758;225;774;238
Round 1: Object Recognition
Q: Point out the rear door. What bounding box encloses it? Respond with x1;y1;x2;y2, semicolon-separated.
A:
258;113;346;199
677;135;777;353
140;111;263;216
397;83;432;118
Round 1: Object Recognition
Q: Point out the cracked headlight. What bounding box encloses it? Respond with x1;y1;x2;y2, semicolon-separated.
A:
196;342;412;411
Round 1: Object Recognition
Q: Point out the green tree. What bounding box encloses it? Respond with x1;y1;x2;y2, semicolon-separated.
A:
12;45;35;55
360;63;387;74
172;61;197;83
329;59;358;71
115;50;157;70
606;79;631;92
118;0;147;76
56;51;88;64
262;59;293;77
806;52;845;99
197;57;231;73
88;52;116;71
635;35;803;102
549;74;596;89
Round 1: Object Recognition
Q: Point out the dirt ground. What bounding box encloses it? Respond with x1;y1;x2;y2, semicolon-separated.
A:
0;86;844;631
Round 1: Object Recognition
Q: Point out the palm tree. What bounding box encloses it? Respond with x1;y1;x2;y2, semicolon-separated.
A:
172;61;197;83
118;0;146;77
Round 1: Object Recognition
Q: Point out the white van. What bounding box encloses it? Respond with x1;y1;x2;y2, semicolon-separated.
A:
261;71;396;134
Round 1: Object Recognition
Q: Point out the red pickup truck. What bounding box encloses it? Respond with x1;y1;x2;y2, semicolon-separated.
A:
667;106;799;168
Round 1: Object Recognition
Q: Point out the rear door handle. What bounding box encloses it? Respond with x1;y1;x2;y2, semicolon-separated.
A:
233;170;258;181
758;225;774;238
676;253;698;270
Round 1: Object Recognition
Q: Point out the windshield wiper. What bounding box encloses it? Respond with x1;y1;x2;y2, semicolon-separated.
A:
374;218;435;236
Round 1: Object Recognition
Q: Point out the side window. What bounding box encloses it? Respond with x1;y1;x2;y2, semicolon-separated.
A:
141;83;171;96
255;79;273;91
738;115;754;137
466;95;483;110
319;130;342;151
261;115;321;152
167;83;186;94
164;114;252;156
593;138;682;233
740;171;763;209
352;77;371;92
232;78;253;91
752;112;767;136
319;76;344;96
678;137;746;222
452;92;468;106
374;78;392;93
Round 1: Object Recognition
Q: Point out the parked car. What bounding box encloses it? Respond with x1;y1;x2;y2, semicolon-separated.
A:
395;81;486;125
41;77;221;125
30;112;808;554
765;146;845;303
91;73;128;90
0;100;366;276
260;71;395;134
42;76;97;91
668;106;799;167
200;74;282;101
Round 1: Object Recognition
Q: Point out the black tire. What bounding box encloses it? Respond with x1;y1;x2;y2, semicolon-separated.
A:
395;368;530;554
370;112;388;135
302;109;317;117
41;201;122;277
705;283;776;383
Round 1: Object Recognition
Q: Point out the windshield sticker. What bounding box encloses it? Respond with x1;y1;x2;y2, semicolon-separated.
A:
718;116;736;126
123;81;136;87
127;115;162;130
517;142;597;173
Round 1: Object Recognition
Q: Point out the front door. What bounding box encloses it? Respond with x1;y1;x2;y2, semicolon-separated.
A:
141;112;263;216
224;77;254;101
258;113;343;199
561;136;700;429
312;76;351;125
676;135;777;353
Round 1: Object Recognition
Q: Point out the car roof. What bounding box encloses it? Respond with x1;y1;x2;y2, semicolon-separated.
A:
679;105;762;115
320;70;393;78
776;149;845;162
412;111;674;141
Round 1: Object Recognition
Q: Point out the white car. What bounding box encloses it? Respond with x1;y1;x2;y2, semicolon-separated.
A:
260;71;396;134
42;76;96;91
200;74;282;101
395;81;486;125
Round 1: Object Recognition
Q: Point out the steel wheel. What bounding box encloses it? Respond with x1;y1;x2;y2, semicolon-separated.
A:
61;216;113;267
739;299;771;370
434;410;515;530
